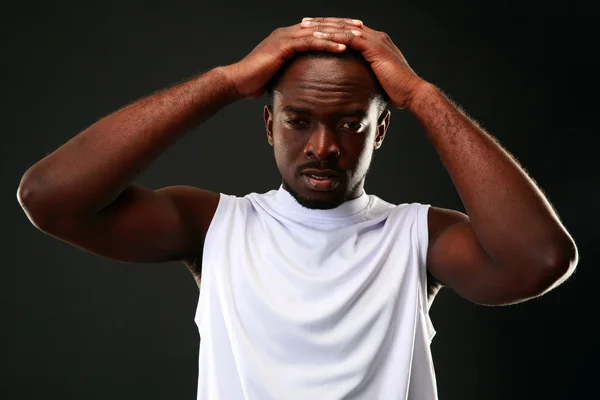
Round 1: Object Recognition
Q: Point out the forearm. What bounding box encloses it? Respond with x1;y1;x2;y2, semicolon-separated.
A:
408;83;576;270
19;67;239;221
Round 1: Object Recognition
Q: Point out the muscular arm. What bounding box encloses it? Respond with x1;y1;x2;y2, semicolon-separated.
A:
16;20;358;273
17;67;238;265
411;83;578;306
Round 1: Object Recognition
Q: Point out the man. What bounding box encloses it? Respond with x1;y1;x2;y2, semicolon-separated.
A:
17;17;577;399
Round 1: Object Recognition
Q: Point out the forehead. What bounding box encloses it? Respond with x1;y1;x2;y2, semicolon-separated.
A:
274;56;380;113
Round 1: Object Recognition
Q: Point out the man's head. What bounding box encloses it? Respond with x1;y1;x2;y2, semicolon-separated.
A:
264;48;391;210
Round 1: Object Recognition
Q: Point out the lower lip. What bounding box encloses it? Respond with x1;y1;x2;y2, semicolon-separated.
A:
302;175;340;191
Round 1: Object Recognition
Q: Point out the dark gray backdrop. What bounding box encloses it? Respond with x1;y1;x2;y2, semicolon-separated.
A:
3;0;596;399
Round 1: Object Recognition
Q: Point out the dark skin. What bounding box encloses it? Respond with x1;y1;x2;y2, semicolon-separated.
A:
265;56;387;210
17;18;577;306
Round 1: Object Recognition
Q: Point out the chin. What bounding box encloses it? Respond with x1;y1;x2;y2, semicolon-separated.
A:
283;181;346;210
295;194;344;210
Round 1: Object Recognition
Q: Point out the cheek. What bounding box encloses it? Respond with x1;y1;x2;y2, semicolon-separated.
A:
273;129;304;159
273;136;290;162
346;137;375;175
357;147;374;169
272;133;301;174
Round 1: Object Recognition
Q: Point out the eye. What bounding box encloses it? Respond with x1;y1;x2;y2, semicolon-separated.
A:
285;119;308;129
342;121;363;131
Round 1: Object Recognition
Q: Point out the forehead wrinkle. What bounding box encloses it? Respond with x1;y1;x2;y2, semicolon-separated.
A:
278;83;374;104
296;80;358;89
277;55;380;93
277;95;374;116
278;94;367;112
294;77;373;91
297;91;358;101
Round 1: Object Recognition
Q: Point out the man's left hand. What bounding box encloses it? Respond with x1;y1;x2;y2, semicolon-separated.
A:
300;17;427;109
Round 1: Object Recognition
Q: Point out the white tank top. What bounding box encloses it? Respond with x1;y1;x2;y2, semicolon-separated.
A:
195;186;438;399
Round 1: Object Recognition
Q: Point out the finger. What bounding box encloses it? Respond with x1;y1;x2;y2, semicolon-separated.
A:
289;35;347;55
312;28;363;41
301;20;359;30
298;18;380;38
302;17;363;28
292;26;361;39
303;21;364;34
312;28;372;52
303;19;380;37
302;17;363;26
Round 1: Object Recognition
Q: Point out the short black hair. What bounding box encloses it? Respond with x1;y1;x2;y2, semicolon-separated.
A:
265;48;390;112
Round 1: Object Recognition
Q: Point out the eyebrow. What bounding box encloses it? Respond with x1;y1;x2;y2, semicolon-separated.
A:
280;106;367;117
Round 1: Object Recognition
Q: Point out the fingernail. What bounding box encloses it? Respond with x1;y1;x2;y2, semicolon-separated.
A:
352;19;362;25
351;30;362;36
303;17;312;21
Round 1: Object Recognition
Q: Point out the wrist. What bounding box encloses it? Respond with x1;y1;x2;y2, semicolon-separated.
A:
213;65;245;102
406;81;438;113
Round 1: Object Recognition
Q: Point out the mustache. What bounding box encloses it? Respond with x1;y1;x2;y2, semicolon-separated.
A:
297;161;343;174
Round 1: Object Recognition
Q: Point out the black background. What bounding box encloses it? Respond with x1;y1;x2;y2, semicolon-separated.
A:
3;0;597;399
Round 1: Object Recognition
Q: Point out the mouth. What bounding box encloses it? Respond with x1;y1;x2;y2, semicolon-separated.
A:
301;169;341;192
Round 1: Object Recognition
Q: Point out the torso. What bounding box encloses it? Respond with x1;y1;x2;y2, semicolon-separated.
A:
182;197;456;301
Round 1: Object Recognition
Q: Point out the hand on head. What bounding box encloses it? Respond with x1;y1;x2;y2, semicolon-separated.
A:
221;17;427;109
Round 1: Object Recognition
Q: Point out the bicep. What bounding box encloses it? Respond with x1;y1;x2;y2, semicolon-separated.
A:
44;184;219;264
427;207;533;305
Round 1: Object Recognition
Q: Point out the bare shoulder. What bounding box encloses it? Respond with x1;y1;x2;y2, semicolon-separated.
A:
427;206;469;238
425;206;470;301
158;186;220;278
34;183;221;285
157;185;220;231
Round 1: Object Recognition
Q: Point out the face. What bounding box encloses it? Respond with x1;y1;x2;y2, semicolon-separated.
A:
264;56;390;210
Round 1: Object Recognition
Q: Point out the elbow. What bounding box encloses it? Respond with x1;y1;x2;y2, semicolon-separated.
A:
547;233;578;281
17;177;57;232
18;181;43;228
527;234;579;295
17;175;40;210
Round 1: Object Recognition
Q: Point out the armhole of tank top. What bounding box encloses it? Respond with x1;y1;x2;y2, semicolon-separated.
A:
196;194;233;330
201;193;233;275
416;203;436;343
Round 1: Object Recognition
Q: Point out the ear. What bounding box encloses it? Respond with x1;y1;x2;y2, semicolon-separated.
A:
264;105;274;146
374;109;391;149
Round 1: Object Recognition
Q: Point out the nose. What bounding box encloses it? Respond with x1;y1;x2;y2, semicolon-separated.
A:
304;126;341;160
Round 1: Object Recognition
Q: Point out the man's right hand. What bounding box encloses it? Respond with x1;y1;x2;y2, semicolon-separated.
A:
16;17;363;283
220;17;364;99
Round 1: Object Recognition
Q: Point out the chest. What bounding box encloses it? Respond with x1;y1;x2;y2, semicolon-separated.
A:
214;222;418;350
